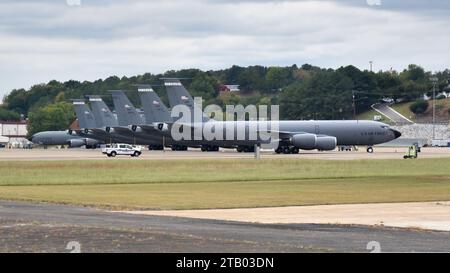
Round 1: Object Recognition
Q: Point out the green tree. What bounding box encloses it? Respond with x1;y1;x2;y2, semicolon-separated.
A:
0;107;21;121
409;100;429;114
27;102;75;138
265;67;291;92
189;74;218;102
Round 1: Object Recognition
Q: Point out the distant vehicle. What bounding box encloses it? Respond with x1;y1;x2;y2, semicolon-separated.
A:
404;145;418;159
373;115;382;121
381;98;394;103
431;139;450;147
338;145;357;152
102;144;142;157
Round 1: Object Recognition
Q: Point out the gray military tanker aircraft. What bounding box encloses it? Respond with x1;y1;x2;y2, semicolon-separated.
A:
70;79;401;154
153;78;402;154
30;130;101;149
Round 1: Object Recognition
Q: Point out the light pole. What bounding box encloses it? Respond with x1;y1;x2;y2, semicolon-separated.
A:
430;77;438;140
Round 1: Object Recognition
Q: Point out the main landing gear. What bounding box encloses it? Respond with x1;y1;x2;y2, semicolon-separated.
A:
201;145;220;152
171;145;188;151
275;146;300;154
148;145;164;151
367;146;374;153
236;146;256;153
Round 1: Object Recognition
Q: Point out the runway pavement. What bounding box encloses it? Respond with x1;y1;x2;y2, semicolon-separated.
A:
1;200;450;253
0;147;449;161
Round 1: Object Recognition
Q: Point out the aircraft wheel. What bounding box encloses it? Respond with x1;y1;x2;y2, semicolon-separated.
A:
367;147;374;153
291;147;300;154
275;147;283;154
237;147;243;153
282;146;291;154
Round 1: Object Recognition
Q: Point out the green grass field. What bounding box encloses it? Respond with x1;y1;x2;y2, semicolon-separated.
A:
0;158;450;210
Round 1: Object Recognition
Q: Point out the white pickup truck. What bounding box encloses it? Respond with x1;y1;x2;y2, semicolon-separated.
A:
102;144;143;157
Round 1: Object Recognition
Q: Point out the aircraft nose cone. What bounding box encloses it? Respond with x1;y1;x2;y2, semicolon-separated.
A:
390;129;401;139
30;133;41;143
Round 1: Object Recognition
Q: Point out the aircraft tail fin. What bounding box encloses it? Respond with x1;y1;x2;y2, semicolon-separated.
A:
87;96;118;128
72;100;96;129
110;90;145;126
162;78;210;122
136;85;172;123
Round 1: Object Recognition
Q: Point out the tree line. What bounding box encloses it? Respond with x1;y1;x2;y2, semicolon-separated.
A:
1;64;449;137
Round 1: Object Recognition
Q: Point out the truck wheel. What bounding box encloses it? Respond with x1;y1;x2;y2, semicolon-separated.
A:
110;151;117;157
134;151;140;157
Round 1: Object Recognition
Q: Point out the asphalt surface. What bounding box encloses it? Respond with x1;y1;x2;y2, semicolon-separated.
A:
1;147;450;161
372;103;413;124
1;200;450;253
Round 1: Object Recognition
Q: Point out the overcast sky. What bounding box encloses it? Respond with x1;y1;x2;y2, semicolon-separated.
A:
0;0;449;97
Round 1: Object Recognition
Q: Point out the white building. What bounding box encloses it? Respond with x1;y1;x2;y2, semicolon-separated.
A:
0;121;30;148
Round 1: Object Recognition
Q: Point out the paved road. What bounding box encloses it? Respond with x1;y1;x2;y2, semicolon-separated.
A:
1;201;449;253
372;103;413;124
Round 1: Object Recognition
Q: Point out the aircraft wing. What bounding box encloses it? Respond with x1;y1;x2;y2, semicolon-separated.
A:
259;131;307;140
262;131;333;140
112;126;131;133
90;128;110;136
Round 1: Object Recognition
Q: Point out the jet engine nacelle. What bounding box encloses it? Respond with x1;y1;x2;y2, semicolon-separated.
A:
315;136;337;151
129;125;142;133
105;127;115;134
290;134;317;150
84;138;98;147
67;139;85;148
290;134;337;151
154;122;169;132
